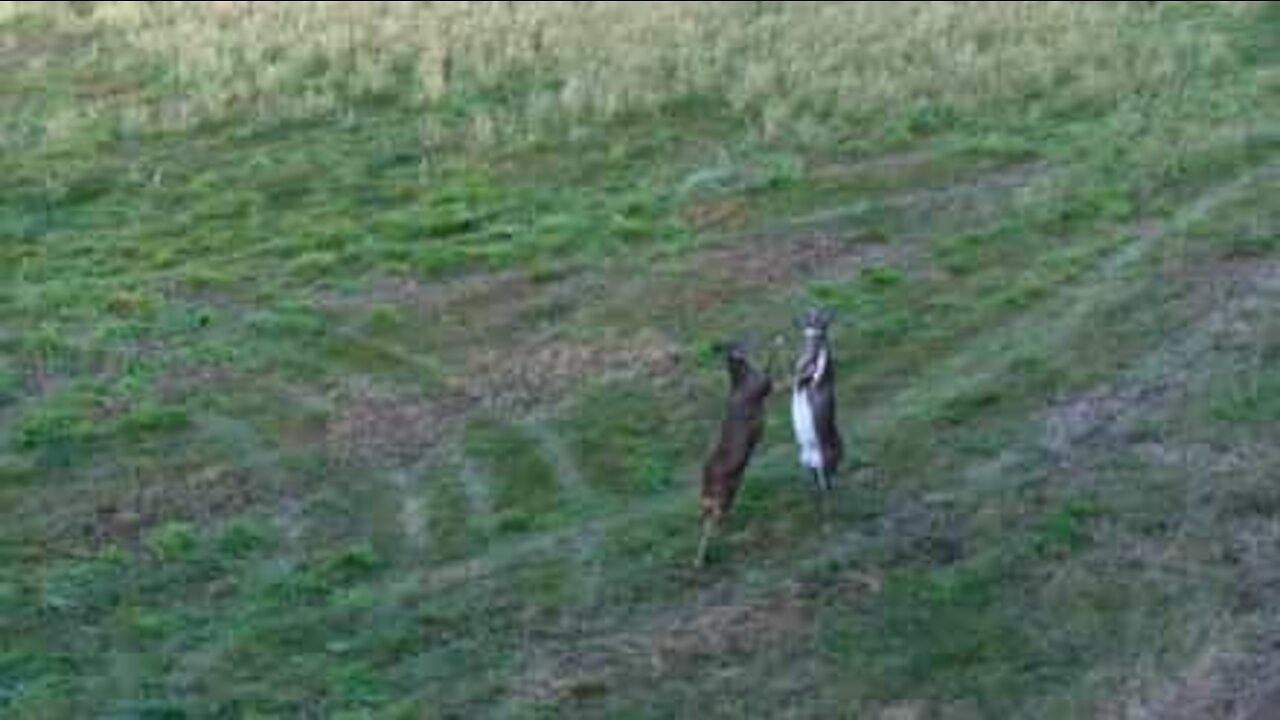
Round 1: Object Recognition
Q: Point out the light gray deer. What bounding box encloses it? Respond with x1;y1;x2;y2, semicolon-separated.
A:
790;307;844;503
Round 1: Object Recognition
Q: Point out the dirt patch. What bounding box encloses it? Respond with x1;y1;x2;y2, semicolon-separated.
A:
614;230;926;324
1098;484;1280;720
1132;438;1277;482
695;230;908;287
1047;247;1280;718
1115;636;1280;720
1042;381;1178;459
154;363;239;404
362;271;531;316
806;147;940;183
669;157;1047;300
319;268;592;359
517;569;882;705
780;160;1049;243
73;463;275;548
1039;257;1280;465
519;585;814;704
325;376;452;469
1180;257;1280;343
365;269;579;331
680;196;748;231
458;328;682;413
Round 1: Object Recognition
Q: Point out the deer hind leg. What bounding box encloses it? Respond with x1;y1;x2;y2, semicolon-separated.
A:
816;465;832;493
695;512;720;568
820;464;840;518
808;469;825;513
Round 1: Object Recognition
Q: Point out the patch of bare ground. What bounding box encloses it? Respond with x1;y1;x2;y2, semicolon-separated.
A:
457;327;683;413
515;575;874;705
154;363;239;404
1044;249;1279;718
778;160;1049;241
1042;381;1180;462
680;195;748;231
325;376;453;469
501;512;897;707
66;463;279;548
1109;628;1280;720
1103;453;1280;720
955;163;1280;485
648;160;1053;311
805;147;941;183
693;230;919;287
605;231;927;328
358;270;528;317
1040;257;1279;467
350;267;585;344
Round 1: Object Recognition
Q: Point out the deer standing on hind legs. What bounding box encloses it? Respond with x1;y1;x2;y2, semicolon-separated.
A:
696;340;774;568
791;308;843;517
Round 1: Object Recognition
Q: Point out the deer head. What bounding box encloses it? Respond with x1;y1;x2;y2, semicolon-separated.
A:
800;306;835;336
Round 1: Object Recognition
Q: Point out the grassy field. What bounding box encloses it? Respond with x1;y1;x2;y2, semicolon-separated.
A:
1;1;1278;717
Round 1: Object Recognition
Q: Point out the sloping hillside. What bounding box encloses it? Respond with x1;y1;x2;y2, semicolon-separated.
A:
1;2;1277;717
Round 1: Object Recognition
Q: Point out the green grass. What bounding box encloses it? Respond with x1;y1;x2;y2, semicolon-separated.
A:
2;2;1279;718
558;383;694;498
464;418;562;533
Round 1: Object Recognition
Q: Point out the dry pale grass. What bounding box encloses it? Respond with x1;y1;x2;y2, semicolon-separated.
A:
1;1;1259;147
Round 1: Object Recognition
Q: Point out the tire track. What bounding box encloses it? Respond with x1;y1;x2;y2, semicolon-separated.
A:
523;417;606;602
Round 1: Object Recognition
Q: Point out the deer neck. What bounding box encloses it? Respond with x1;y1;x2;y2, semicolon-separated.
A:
727;357;750;387
797;333;829;382
726;359;770;410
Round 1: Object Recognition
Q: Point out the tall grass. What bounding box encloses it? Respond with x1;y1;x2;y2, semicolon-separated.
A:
1;1;1259;149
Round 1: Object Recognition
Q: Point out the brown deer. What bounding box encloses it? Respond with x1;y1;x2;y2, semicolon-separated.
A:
695;339;774;567
791;307;843;502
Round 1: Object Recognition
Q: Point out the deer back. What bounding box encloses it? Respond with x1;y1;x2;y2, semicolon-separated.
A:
702;349;772;514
